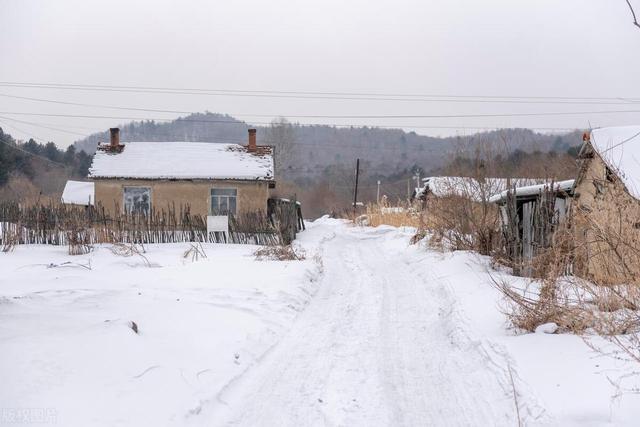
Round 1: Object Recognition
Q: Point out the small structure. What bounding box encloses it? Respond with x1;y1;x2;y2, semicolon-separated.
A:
61;180;95;206
267;198;305;244
490;180;575;275
89;128;275;218
413;176;543;205
572;126;640;283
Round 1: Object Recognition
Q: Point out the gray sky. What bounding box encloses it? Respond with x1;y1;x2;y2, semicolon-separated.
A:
1;0;640;147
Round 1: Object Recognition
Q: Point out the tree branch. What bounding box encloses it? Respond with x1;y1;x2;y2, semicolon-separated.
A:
626;0;640;30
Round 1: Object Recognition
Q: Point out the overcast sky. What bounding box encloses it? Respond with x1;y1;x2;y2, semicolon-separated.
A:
1;0;640;147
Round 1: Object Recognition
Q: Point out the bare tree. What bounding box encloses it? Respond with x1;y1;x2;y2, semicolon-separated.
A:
625;0;640;30
264;117;296;179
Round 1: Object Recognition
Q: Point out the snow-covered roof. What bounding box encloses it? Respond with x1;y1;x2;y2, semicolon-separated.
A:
589;126;640;200
61;180;95;206
489;179;575;204
415;176;544;202
89;142;274;181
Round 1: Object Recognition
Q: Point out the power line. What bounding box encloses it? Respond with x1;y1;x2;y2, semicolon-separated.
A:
0;122;69;168
1;81;640;104
0;110;596;129
0;92;637;123
0;118;258;146
0;93;199;116
598;130;640;153
0;115;89;137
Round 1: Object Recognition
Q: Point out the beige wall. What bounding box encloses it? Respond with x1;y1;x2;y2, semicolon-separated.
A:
93;179;270;217
573;149;640;284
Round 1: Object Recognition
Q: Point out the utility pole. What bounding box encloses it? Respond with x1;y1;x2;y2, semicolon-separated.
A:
376;180;381;204
407;179;410;199
353;158;360;215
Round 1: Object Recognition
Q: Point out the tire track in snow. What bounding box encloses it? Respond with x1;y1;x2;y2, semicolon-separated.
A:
190;224;546;426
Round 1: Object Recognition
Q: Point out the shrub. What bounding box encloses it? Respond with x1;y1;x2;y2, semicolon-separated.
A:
254;245;306;261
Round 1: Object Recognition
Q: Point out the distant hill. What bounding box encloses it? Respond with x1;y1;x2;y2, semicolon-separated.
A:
0;128;92;201
73;112;583;181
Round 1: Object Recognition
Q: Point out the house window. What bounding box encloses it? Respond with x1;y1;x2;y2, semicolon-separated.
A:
123;187;151;214
211;188;237;216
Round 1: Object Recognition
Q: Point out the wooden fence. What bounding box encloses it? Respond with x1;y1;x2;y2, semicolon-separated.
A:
267;198;305;245
0;199;303;247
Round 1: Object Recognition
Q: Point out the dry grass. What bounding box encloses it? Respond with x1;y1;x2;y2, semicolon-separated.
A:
414;194;500;255
495;273;640;335
254;245;306;261
360;202;423;228
109;242;151;267
493;217;640;371
66;223;93;256
488;192;640;374
183;242;208;262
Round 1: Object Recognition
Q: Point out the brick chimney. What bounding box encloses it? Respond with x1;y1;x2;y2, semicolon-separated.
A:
110;127;120;149
247;128;257;153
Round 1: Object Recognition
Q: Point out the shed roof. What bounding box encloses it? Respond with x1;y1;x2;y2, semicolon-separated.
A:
89;142;274;181
589;126;640;200
488;179;575;204
415;176;543;202
61;180;95;206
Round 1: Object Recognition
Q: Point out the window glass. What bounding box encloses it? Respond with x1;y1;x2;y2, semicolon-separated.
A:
124;187;151;214
211;188;237;196
211;188;237;215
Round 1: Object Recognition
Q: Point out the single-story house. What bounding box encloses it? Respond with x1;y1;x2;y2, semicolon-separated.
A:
61;180;95;206
572;125;640;284
88;128;275;218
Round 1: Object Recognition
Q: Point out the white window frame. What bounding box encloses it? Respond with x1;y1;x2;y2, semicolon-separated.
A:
210;187;238;216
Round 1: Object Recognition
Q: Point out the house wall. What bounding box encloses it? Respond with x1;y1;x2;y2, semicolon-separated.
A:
93;179;270;217
573;150;640;284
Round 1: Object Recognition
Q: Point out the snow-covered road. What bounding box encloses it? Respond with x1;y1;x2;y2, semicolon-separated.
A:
4;219;640;426
201;224;523;426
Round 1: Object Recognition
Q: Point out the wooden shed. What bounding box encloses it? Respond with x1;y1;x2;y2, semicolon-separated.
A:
490;180;575;276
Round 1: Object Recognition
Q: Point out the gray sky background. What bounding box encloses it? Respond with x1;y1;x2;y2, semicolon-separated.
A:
1;0;640;147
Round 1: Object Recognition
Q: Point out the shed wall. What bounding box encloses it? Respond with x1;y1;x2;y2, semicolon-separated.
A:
573;152;640;284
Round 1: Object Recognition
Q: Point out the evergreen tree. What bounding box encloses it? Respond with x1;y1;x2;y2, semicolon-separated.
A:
64;145;77;165
44;142;61;162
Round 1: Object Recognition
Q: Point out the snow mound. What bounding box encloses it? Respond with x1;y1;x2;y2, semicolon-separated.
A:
535;322;559;334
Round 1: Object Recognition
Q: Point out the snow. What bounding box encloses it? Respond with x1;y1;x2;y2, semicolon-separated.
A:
0;239;322;426
416;176;544;201
89;142;274;181
489;179;575;204
61;180;95;206
590;126;640;200
535;322;559;334
2;220;639;426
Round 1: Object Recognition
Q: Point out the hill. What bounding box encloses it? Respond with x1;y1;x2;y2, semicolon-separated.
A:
0;128;92;201
73;112;583;181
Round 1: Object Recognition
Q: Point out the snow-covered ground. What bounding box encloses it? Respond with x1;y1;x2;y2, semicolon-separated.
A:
1;218;639;426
